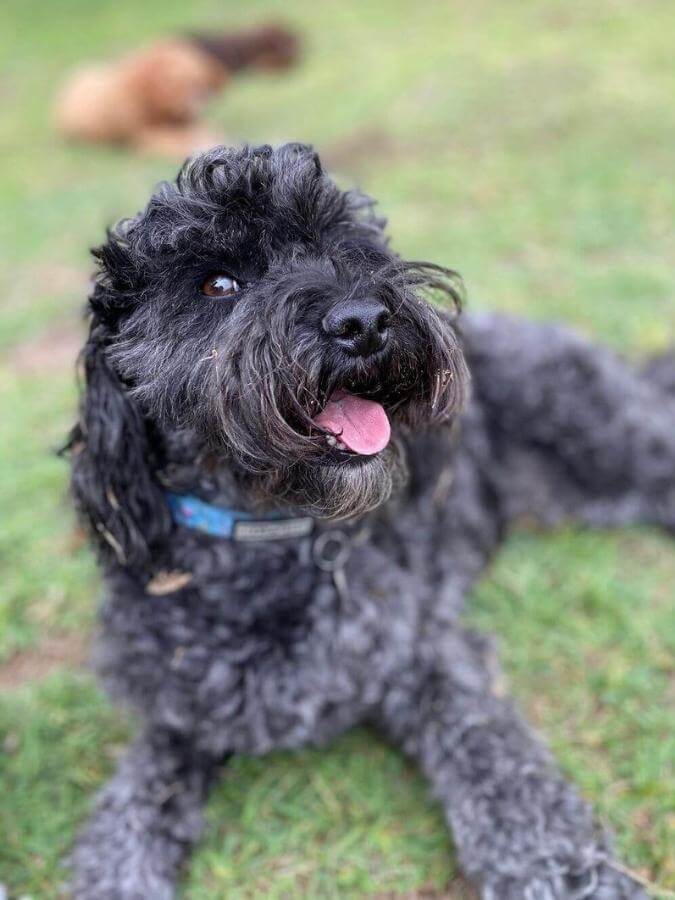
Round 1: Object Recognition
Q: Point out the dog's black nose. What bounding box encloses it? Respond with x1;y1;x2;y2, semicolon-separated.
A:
322;298;391;357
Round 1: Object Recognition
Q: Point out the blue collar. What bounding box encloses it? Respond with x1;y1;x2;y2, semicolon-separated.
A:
166;492;314;542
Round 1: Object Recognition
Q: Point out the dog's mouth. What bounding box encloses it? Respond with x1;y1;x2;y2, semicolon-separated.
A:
312;388;391;457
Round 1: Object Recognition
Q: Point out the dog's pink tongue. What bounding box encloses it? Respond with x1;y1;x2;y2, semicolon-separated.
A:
314;390;391;455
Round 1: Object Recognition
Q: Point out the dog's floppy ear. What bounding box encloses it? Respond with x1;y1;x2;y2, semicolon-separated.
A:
67;316;171;572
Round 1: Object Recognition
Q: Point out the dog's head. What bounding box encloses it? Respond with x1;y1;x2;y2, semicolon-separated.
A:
71;144;468;567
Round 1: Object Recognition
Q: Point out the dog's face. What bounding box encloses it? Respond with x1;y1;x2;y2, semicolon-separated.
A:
84;144;467;528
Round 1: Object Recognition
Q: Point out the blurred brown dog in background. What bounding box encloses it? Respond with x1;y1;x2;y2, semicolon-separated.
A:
54;24;300;156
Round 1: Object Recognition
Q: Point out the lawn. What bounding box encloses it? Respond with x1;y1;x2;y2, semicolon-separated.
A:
1;0;674;896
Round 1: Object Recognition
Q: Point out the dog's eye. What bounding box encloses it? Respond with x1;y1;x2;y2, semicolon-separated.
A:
201;274;241;298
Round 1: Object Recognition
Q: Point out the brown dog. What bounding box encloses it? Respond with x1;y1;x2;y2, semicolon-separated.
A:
54;25;300;156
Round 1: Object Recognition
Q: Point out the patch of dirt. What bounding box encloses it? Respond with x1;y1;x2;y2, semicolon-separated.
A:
31;262;89;296
8;320;84;376
0;631;90;690
0;263;88;312
323;127;401;172
323;127;451;177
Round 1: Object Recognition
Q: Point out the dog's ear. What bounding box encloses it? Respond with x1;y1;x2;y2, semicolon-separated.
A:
67;316;171;572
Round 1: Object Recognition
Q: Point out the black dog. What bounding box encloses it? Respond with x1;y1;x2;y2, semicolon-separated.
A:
67;143;674;898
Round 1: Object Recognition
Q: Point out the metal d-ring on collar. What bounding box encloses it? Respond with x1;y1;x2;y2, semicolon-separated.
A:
312;528;352;603
312;529;351;572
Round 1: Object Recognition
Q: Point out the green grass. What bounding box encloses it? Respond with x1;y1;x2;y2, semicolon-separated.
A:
0;676;131;897
1;0;674;896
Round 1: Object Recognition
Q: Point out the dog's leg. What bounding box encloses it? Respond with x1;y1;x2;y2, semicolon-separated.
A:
376;627;647;899
462;312;675;532
69;728;219;900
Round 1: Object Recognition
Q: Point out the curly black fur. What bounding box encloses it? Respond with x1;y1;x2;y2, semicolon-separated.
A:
67;143;675;899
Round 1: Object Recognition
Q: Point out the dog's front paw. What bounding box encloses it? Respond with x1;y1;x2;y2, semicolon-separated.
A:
69;858;176;900
482;861;648;900
587;863;649;899
68;821;178;900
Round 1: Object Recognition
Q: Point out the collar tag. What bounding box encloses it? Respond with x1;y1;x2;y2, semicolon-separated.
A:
233;517;314;542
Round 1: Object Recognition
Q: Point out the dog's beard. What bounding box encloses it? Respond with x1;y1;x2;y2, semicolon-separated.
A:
249;438;408;520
